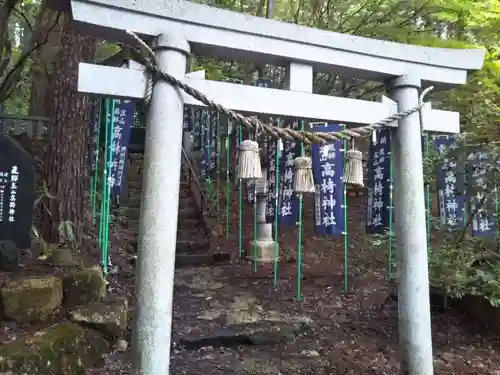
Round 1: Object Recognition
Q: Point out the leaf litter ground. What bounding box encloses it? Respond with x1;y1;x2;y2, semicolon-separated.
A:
1;134;497;375
85;194;500;374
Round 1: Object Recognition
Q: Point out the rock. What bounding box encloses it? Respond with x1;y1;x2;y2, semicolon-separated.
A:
180;320;314;350
68;297;128;338
30;233;45;257
63;266;107;307
0;240;19;271
0;276;63;323
125;239;138;254
116;338;128;352
49;248;80;267
300;349;320;357
0;322;110;375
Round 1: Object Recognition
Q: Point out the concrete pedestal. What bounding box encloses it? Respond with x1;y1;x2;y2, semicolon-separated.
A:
247;191;279;263
247;239;278;262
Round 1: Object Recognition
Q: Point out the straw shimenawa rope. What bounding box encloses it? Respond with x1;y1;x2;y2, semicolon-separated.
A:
123;30;433;145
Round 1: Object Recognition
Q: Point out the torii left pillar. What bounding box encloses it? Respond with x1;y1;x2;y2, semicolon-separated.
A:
132;33;189;375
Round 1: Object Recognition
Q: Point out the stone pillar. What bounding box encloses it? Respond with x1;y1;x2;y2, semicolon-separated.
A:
387;75;433;375
132;33;190;375
247;168;279;262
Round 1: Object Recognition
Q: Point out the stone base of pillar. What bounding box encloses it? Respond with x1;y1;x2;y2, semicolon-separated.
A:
246;240;279;263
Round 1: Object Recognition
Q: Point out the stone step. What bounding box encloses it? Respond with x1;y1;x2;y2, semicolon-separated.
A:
127;166;142;177
128;180;142;190
125;188;192;199
178;206;198;219
125;185;190;196
126;221;206;234
125;207;141;220
124;207;201;220
175;252;230;268
127;189;142;199
128;153;144;160
178;197;195;209
176;239;210;254
177;228;207;240
125;181;191;194
177;218;202;230
121;198;197;212
179;189;191;199
124;239;209;254
127;219;139;229
126;202;141;210
179;320;314;350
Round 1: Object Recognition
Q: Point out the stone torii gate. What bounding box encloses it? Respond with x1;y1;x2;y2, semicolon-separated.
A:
49;1;484;374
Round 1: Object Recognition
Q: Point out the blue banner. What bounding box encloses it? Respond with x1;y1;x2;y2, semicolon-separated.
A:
278;120;300;226
200;110;208;178
108;99;135;200
209;110;217;172
435;136;466;229
256;79;272;88
265;134;280;223
366;129;391;233
468;150;496;238
183;107;194;132
192;109;202;152
88;98;101;173
245;155;256;205
311;123;344;235
246;180;256;204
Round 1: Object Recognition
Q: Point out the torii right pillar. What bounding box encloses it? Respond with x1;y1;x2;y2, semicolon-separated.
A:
387;75;433;375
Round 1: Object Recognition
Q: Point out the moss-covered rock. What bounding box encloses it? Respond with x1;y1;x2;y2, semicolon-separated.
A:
63;266;107;307
49;248;80;267
0;240;19;271
0;322;110;375
68;297;129;338
0;276;63;322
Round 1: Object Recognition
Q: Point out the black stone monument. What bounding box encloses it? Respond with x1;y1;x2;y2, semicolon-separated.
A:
0;134;35;251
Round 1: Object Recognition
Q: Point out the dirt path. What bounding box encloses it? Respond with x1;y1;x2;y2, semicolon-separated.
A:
95;259;500;374
170;261;500;375
86;195;500;374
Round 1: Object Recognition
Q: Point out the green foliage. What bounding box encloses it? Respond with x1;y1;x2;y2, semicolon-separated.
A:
187;0;500;303
374;135;499;304
373;223;500;306
0;0;45;114
0;0;497;303
427;238;500;307
94;42;121;63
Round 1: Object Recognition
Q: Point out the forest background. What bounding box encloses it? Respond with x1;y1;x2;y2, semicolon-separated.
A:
0;0;498;302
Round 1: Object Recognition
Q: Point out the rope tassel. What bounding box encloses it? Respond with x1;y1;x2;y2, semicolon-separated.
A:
344;148;364;187
293;156;315;194
238;139;262;180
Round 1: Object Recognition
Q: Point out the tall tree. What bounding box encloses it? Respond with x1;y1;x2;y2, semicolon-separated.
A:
41;13;95;245
28;1;63;116
0;0;62;114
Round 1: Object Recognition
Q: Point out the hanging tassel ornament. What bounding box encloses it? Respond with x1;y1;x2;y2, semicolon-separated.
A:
344;139;364;187
293;156;315;194
238;139;262;180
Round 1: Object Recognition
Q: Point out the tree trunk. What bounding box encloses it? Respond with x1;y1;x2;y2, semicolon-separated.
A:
28;5;63;116
41;14;95;245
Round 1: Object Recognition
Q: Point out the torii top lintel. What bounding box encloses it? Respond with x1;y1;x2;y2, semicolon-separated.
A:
55;0;484;86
